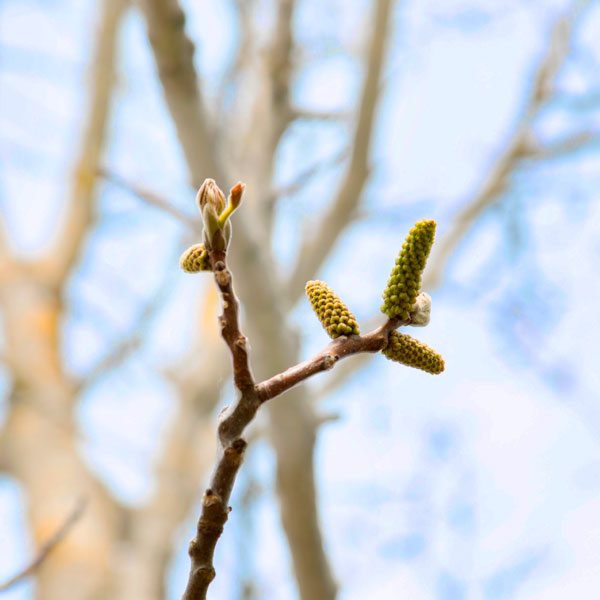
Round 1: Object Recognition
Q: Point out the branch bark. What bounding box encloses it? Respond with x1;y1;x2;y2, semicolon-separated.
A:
136;3;339;597
182;251;258;599
137;2;396;597
182;244;404;599
257;319;400;402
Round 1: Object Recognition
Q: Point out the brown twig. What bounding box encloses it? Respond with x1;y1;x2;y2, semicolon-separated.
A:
0;499;87;592
182;251;258;600
182;245;405;597
257;318;401;402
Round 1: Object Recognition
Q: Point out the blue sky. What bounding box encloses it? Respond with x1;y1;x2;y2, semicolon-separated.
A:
1;0;600;598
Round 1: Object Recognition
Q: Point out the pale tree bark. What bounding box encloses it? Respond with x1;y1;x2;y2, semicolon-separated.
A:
0;3;128;598
137;1;394;599
113;343;229;600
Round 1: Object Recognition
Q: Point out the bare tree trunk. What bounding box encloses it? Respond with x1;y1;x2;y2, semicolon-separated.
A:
0;1;127;597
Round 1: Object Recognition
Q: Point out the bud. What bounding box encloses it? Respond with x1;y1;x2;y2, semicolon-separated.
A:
196;178;226;214
305;280;360;339
179;243;211;273
382;331;444;374
229;182;245;210
381;219;436;320
408;292;431;327
202;202;222;250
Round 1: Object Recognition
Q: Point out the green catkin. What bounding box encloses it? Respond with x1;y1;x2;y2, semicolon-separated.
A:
381;219;436;320
305;280;360;339
382;331;445;374
179;243;211;273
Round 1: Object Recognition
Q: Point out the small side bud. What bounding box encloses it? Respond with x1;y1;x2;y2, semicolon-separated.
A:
180;243;211;273
382;331;444;374
409;292;431;327
305;280;360;339
196;178;226;214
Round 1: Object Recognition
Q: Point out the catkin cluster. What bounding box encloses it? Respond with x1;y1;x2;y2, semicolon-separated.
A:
381;219;436;320
382;331;445;374
305;280;360;339
179;243;211;273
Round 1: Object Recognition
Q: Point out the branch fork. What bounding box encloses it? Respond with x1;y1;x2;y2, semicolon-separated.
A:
180;180;444;599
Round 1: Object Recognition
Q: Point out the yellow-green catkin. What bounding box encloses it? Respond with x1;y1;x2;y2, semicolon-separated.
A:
179;243;211;273
381;219;436;320
382;331;445;374
305;280;360;339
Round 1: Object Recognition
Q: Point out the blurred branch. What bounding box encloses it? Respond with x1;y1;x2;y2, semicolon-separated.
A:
115;346;229;600
259;0;298;230
267;147;349;204
526;131;599;160
216;1;253;129
97;167;200;227
0;3;130;597
267;0;296;144
290;107;351;122
135;2;340;598
0;499;87;592
46;0;128;285
263;2;393;597
0;211;17;281
76;265;175;391
136;0;224;187
288;0;394;301
424;9;582;291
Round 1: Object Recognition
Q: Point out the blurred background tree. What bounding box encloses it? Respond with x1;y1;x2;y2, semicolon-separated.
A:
1;0;599;599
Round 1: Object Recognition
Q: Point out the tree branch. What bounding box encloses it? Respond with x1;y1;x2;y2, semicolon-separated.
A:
287;0;393;300
0;499;87;592
97;167;200;227
182;251;258;600
45;0;128;285
267;147;349;204
423;9;580;291
257;318;400;402
182;241;406;597
136;0;224;187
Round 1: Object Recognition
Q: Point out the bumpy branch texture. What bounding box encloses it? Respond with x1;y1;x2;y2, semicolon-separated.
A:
180;180;444;599
182;251;258;600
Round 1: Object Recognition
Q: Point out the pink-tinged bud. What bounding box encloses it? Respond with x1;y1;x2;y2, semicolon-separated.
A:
196;178;226;214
